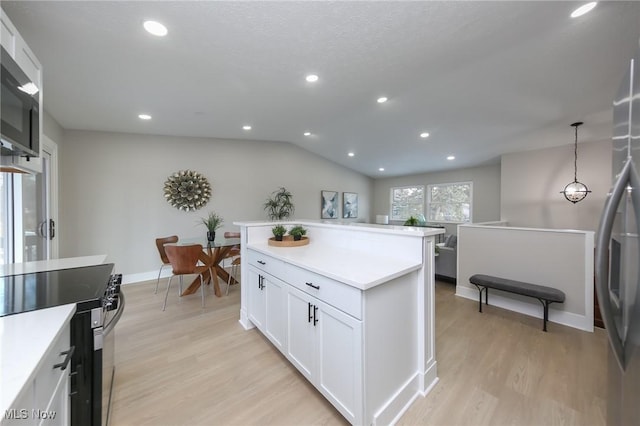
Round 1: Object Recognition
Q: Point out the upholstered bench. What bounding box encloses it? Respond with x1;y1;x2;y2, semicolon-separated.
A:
469;274;566;332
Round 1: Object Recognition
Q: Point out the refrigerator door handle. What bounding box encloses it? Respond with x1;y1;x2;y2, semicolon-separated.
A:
595;157;633;371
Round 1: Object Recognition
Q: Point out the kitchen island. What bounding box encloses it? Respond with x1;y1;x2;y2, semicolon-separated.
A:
235;220;444;425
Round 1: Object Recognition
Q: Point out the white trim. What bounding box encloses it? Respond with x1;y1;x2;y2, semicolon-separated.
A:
455;285;594;332
41;135;58;259
460;222;594;235
121;268;171;285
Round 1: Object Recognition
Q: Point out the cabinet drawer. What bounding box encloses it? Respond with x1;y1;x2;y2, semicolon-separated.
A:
248;250;285;278
286;264;362;320
34;323;71;411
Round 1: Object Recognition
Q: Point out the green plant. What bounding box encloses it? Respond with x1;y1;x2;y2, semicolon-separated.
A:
200;211;224;232
264;187;295;220
272;224;287;238
289;225;307;240
404;216;418;226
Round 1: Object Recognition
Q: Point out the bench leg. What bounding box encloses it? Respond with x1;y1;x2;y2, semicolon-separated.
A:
537;299;551;332
472;284;487;313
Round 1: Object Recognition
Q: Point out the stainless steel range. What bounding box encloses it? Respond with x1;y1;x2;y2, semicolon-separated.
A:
0;264;125;426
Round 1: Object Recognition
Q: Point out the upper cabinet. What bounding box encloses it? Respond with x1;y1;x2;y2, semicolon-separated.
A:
1;7;43;174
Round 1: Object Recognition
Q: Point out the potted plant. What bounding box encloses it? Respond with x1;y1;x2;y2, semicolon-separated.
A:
200;211;224;241
272;224;287;241
404;216;418;226
289;225;307;241
264;187;295;221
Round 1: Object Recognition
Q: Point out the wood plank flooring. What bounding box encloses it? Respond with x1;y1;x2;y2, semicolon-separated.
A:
110;279;607;426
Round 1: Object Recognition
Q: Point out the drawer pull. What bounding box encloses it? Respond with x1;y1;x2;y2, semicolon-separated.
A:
313;305;319;326
54;346;75;371
257;260;266;265
306;282;320;290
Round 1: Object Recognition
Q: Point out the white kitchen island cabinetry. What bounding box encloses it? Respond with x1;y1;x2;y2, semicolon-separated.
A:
1;304;76;426
236;220;444;425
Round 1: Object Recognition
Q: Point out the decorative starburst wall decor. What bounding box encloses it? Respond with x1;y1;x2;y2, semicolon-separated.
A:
163;170;211;211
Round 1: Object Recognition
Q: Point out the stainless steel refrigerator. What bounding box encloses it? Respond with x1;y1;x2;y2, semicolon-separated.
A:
595;42;640;426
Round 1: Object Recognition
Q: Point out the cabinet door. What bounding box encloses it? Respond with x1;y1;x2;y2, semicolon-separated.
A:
39;372;69;426
285;286;316;381
316;302;363;425
247;267;266;332
264;275;286;351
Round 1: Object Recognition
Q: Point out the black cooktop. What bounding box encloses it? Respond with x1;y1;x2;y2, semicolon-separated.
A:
0;263;115;317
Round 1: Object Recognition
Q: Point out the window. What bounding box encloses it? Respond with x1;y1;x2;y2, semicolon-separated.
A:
427;182;472;223
390;186;424;221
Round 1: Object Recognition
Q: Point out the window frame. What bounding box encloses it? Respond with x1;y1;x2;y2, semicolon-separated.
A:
389;185;425;221
426;181;473;224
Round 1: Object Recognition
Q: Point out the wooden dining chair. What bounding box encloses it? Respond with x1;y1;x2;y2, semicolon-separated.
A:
162;244;212;311
154;235;178;294
224;232;241;295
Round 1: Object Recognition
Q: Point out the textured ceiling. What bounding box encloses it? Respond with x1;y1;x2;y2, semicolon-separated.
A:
3;1;640;177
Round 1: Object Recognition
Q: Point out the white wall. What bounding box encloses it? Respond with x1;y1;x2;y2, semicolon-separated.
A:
58;130;372;276
371;164;501;235
501;139;612;231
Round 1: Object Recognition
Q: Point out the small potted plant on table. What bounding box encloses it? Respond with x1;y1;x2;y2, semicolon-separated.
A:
272;224;287;241
201;211;224;242
289;225;307;241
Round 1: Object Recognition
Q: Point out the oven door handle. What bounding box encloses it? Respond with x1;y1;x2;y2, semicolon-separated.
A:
103;292;125;336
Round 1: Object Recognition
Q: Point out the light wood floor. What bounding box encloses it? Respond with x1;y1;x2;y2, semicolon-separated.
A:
110;278;607;426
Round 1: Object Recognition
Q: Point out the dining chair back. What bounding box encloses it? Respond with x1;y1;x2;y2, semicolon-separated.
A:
223;232;241;294
154;235;178;293
162;244;211;311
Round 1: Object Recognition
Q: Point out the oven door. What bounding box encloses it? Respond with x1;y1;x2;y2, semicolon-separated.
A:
100;292;125;426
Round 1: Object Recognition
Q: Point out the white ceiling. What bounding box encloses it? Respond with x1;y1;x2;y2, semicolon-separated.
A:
3;1;640;177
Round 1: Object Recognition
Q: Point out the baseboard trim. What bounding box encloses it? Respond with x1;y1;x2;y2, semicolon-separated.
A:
374;373;420;426
456;285;593;332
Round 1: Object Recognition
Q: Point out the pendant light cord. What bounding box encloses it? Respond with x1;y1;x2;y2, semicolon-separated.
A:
573;124;578;183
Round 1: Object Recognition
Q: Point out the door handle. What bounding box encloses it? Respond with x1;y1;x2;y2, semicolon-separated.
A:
53;346;75;371
313;305;319;326
595;157;634;371
308;302;312;323
49;219;55;240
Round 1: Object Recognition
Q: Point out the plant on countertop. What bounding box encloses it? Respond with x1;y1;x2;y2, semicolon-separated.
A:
289;225;307;241
264;187;295;221
200;211;224;241
404;216;418;226
272;224;287;241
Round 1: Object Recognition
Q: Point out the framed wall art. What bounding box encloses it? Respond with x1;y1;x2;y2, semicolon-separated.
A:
343;192;358;218
321;190;339;219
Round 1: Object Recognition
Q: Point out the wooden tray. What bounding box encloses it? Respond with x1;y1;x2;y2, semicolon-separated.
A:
268;236;310;247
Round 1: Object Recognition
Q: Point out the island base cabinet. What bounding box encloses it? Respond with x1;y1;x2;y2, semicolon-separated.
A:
286;285;363;425
248;266;286;352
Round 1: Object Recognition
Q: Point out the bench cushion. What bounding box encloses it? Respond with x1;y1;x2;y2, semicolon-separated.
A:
469;274;565;303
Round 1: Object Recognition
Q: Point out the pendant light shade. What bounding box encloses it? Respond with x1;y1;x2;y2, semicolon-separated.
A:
561;122;591;203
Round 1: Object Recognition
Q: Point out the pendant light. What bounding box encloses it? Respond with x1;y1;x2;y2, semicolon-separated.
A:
561;122;591;203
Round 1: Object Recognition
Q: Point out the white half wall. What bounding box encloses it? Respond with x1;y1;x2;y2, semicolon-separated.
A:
58;130;372;277
457;224;595;332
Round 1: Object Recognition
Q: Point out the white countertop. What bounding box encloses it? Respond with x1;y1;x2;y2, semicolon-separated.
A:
0;255;108;276
235;219;445;238
248;242;422;290
0;304;77;414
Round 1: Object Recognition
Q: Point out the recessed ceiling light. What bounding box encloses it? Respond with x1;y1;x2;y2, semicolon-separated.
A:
420;132;430;138
379;167;385;172
570;2;597;18
305;74;319;83
348;152;355;157
447;155;455;161
143;20;168;36
303;132;311;136
377;97;388;103
242;125;252;130
138;114;152;120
